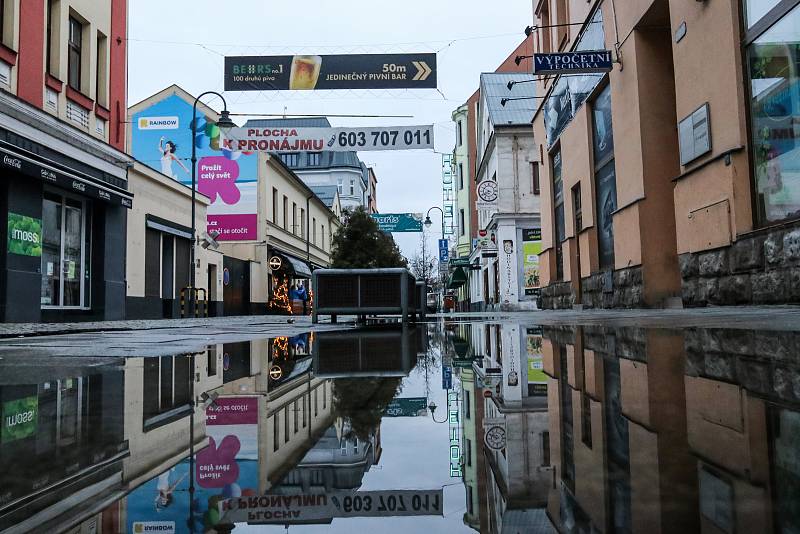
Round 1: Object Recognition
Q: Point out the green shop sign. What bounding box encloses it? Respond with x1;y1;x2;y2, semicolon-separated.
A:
385;396;428;417
2;395;38;443
7;212;42;257
371;213;423;233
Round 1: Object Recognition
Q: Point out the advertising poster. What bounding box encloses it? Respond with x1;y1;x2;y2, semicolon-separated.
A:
526;328;547;396
229;126;433;153
225;53;436;91
7;213;42;257
126;396;259;533
522;229;542;296
131;94;258;241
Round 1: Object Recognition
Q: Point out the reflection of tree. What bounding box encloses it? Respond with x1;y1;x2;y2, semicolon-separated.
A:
332;378;403;440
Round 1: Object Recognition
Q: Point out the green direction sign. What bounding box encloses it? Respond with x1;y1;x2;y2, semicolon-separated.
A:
385;397;427;417
453;358;480;369
1;395;38;443
7;212;42;257
372;213;423;233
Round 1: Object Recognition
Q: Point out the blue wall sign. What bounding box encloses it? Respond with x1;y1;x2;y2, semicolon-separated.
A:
438;239;449;263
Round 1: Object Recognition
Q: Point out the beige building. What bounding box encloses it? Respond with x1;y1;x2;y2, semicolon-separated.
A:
534;0;800;308
125;161;224;318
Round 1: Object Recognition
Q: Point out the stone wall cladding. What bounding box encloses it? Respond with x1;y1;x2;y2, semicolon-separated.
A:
680;222;800;306
541;281;574;309
542;266;644;309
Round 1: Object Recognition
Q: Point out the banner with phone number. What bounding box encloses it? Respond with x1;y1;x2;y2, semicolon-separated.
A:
227;125;434;153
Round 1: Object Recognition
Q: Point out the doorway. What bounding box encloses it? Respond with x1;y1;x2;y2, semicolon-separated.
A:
41;192;89;309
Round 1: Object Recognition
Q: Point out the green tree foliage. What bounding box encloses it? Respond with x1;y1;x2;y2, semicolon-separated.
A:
330;207;407;268
332;377;403;440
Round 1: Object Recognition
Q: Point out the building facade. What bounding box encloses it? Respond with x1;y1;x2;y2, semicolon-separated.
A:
367;166;378;214
0;0;132;323
473;74;541;312
534;0;800;308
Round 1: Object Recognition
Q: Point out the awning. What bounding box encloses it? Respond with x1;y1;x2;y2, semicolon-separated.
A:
0;142;133;208
146;215;193;240
273;250;313;279
447;267;468;289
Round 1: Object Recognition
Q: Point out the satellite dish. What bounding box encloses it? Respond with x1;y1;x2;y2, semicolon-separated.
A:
200;230;221;250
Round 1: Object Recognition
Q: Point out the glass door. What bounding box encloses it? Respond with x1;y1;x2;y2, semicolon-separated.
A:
41;192;88;309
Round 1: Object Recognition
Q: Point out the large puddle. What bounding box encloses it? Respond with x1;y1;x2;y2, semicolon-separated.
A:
1;321;798;533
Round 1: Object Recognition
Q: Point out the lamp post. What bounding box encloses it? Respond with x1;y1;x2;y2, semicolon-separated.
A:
427;401;448;424
423;206;446;238
190;92;236;316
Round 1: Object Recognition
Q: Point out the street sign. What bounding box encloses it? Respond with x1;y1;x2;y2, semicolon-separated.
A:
533;50;613;76
220;490;444;524
228;126;434;153
384;397;428;417
225;54;437;91
442;366;452;390
438;239;449;263
372;213;424;233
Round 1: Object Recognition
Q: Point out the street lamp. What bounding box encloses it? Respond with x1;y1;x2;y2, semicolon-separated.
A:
190;92;236;316
424;206;446;237
428;401;448;424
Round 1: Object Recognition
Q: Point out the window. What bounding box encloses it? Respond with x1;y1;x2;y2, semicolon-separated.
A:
96;32;108;106
312;218;317;245
292;202;297;234
302;397;307;428
207;346;217;376
556;0;569;49
457;121;463;146
572;184;583;233
464;390;471;419
552;149;565;280
465;438;472;467
321;224;325;249
745;0;783;27
300;208;305;236
458;163;464;190
282;153;300;167
459;209;465;237
41;192;90;308
542;431;551;466
323;382;327;408
284;406;290;443
314;388;318;416
581;392;592;447
272;188;278;222
283;195;288;229
0;0;5;46
47;0;58;75
293;401;299;433
337;179;343;194
308;152;322;166
748;3;800;224
67;16;82;92
591;84;617;268
536;1;552;54
531;162;540;195
349;180;354;196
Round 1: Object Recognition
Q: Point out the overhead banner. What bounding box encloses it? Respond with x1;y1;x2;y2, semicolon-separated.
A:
533;50;613;75
228;125;433;153
384;397;428;417
225;54;437;91
372;213;423;233
219;490;444;524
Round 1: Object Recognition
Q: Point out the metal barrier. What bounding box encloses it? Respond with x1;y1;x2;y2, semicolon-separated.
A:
312;268;420;323
180;286;209;318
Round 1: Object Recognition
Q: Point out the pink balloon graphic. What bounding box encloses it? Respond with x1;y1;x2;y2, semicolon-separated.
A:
195;435;241;488
197;156;241;205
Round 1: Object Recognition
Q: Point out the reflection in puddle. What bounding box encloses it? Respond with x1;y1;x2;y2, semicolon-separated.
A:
0;322;798;533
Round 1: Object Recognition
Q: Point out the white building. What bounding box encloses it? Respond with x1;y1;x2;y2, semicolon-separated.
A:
244;118;370;212
473;73;541;311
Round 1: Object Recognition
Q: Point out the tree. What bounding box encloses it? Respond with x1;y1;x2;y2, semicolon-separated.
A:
409;233;438;289
332;377;403;440
330;207;407;268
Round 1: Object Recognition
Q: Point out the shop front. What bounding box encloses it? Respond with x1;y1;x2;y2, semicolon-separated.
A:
267;248;313;315
0;130;132;323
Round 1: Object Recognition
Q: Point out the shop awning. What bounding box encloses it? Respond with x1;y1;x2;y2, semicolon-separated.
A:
274;251;313;279
447;267;467;289
0;142;133;208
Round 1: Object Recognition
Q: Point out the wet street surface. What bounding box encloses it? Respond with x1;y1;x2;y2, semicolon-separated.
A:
1;319;799;533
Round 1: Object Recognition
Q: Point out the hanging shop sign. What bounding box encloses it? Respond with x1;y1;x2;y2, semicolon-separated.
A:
228;125;434;153
533;50;613;76
219;490;444;524
268;256;283;270
225;53;437;91
371;213;424;233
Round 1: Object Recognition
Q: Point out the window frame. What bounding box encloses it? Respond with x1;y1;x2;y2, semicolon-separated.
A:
67;15;83;92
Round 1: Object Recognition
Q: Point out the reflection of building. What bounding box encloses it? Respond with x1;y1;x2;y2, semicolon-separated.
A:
0;357;127;531
475;324;553;533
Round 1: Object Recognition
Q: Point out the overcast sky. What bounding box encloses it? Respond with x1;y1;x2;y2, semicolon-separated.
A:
129;0;533;259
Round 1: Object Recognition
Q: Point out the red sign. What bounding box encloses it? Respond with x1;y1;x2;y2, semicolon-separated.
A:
206;397;259;426
479;230;487;237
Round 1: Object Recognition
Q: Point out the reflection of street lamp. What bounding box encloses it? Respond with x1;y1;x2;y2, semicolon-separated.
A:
428;401;448;424
190;92;236;316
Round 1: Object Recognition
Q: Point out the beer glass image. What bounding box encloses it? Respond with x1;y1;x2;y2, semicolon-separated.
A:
289;55;322;90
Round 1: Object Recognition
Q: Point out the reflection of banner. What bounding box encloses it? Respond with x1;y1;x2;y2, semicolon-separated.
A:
225;54;437;91
384;397;427;417
526;328;547;396
1;395;38;443
220;490;444;524
522;229;542;296
229;126;433;152
131;94;258;242
206;397;259;426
